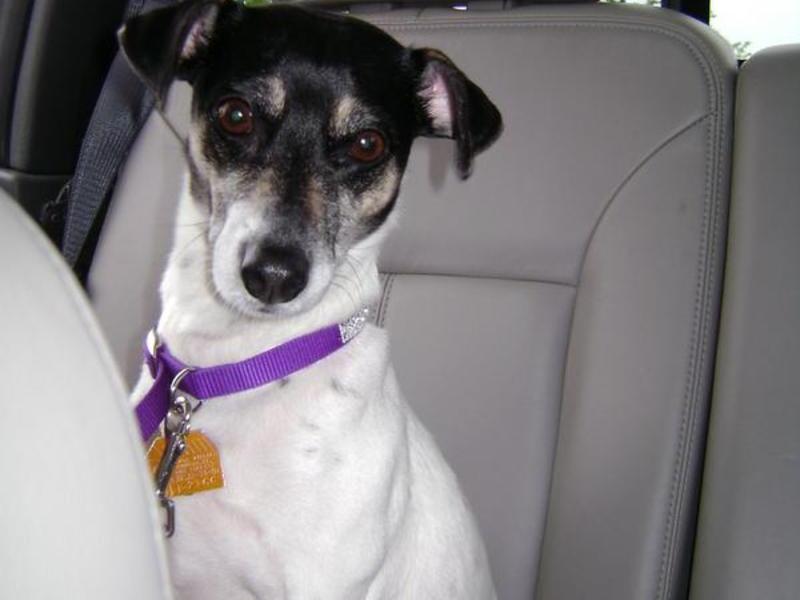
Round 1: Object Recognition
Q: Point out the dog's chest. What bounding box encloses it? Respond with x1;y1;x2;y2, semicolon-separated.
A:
165;331;410;597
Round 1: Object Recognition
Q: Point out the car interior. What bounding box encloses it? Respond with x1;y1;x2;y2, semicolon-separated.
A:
0;0;797;598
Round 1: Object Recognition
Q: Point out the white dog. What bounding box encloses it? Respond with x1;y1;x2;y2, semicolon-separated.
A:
123;2;502;598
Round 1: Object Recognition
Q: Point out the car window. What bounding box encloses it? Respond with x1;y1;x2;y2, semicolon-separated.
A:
711;0;800;60
603;0;800;60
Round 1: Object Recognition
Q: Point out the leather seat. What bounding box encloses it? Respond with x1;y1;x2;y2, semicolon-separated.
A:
0;188;171;599
689;44;800;600
87;4;738;598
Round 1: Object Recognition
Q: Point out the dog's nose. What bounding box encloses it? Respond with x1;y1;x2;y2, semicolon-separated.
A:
241;244;309;305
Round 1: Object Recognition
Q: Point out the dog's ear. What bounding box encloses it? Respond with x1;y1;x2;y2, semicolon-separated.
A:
411;48;502;179
118;0;222;105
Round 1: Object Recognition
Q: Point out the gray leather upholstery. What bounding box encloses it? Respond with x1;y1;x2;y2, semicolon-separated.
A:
88;4;737;598
373;7;735;599
689;45;800;600
0;189;171;599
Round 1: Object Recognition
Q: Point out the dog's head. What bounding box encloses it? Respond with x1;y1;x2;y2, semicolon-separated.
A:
120;1;501;317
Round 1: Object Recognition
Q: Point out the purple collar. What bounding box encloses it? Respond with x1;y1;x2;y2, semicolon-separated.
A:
135;308;370;441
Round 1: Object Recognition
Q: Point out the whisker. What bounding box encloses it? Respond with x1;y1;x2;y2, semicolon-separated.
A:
177;230;206;257
176;221;207;228
330;280;359;313
342;259;364;300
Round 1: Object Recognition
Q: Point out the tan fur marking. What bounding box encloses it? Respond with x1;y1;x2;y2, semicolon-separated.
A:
331;96;357;136
361;164;399;216
306;177;326;224
263;76;286;116
254;171;278;203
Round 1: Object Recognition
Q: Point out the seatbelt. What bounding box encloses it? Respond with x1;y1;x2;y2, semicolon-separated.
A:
61;0;175;280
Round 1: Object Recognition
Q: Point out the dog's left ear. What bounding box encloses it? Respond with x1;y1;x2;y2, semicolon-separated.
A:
118;0;222;106
411;48;503;179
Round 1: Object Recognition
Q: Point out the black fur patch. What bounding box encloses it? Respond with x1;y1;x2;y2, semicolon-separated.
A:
185;5;419;243
119;3;502;299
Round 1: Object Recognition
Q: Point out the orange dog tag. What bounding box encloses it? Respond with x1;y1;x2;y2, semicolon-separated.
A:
147;431;224;497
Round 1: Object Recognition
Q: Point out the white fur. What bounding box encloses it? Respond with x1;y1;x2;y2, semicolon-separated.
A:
132;179;496;598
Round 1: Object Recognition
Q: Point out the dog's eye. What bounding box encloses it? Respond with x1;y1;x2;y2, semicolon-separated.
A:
348;130;386;164
216;97;254;136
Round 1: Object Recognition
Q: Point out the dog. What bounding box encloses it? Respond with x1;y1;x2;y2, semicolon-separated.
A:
122;1;502;597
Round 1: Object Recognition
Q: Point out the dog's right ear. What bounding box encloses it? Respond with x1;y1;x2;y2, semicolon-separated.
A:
118;0;221;105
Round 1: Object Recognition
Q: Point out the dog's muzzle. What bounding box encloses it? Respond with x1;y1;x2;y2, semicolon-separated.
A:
241;243;309;305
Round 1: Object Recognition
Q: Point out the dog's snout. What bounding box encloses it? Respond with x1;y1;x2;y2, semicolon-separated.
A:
241;244;309;305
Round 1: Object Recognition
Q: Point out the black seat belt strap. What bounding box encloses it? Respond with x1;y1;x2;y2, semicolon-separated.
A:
61;0;170;276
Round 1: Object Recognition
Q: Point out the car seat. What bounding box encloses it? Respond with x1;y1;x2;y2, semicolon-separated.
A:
2;2;799;599
88;3;736;598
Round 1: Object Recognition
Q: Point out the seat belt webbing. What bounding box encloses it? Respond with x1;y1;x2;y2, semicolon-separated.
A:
61;0;169;271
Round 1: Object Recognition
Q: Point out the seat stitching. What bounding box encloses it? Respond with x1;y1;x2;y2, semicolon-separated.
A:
375;20;721;118
576;113;711;279
378;270;577;287
658;72;727;600
379;273;397;328
658;119;710;600
375;273;390;325
657;117;710;600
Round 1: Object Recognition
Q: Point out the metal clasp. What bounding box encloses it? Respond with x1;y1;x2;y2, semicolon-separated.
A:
147;329;161;357
153;367;194;537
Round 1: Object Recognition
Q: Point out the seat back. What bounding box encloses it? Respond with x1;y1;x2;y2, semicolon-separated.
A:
689;44;800;600
0;189;171;600
88;4;737;598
